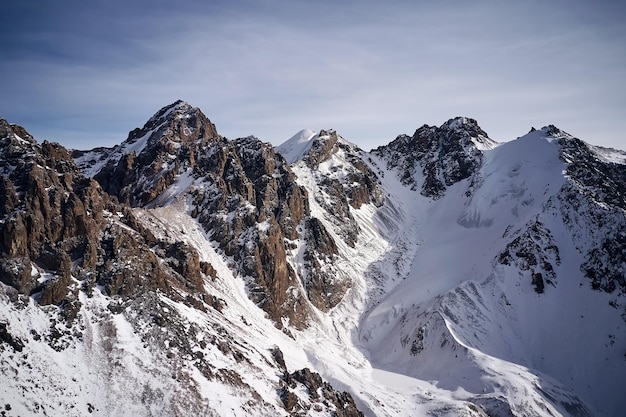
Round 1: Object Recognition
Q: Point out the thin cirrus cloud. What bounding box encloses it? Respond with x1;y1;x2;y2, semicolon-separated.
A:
0;0;624;151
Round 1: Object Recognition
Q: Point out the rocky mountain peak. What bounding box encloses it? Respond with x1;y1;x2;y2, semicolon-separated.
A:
0;118;36;145
439;116;480;133
541;124;570;139
0;119;41;177
145;99;190;125
373;117;497;198
125;99;216;149
438;116;498;150
77;100;222;206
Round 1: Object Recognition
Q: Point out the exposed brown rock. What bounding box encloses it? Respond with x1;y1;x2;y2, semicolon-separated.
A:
0;177;18;216
97;224;170;297
0;257;33;295
282;368;364;417
0;118;215;318
302;217;348;312
93;101;221;207
190;136;313;328
162;241;206;293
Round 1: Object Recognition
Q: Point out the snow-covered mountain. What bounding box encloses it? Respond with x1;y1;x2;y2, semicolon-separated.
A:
1;101;625;416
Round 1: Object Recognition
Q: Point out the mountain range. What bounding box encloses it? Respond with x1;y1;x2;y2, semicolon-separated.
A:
1;100;625;416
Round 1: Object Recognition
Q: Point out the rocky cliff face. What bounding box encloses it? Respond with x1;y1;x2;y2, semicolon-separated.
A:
0;117;216;315
77;104;373;328
373;116;496;198
75;100;221;206
189;136;313;327
555;129;626;294
0;119;105;309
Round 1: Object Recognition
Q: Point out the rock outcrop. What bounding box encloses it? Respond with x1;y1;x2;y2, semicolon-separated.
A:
81;101;220;206
0;118;212;320
556;130;626;294
497;219;561;293
190;136;313;328
280;367;364;416
373;116;496;198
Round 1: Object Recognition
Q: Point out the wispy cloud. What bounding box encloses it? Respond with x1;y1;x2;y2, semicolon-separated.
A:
0;0;624;150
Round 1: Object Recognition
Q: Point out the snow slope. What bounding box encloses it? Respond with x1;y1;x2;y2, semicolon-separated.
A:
272;124;625;416
352;128;624;416
276;129;317;164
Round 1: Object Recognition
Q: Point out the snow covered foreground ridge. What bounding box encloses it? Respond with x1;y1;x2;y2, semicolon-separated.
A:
1;101;626;417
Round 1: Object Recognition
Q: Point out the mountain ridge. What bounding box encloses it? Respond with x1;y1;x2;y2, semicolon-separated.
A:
1;101;625;416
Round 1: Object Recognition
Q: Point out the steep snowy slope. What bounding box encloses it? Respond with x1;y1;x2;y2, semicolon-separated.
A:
277;120;625;416
357;124;626;417
276;129;317;164
1;103;625;417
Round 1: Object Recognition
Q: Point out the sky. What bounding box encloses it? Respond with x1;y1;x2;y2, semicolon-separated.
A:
0;0;624;151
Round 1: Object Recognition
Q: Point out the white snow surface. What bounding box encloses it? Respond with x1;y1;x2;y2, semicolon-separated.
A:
275;129;317;163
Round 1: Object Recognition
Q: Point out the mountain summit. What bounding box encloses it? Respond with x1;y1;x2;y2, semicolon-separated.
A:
372;116;498;198
1;102;625;416
74;100;221;205
276;128;317;164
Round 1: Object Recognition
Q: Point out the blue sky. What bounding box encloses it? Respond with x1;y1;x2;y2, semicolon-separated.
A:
0;0;624;151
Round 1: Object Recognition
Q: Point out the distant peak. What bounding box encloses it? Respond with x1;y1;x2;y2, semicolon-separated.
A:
151;100;194;122
436;117;497;150
540;124;571;138
441;116;479;131
293;129;317;141
275;129;317;164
